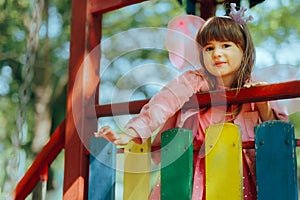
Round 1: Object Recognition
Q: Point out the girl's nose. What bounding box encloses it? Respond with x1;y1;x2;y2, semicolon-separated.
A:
213;47;222;58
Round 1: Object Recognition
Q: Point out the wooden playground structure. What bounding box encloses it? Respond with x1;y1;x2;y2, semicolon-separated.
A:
11;0;300;199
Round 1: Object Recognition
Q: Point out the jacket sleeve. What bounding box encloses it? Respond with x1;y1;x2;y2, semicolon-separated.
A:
125;70;208;143
269;101;289;121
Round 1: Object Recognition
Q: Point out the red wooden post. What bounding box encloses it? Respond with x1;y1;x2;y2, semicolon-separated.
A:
199;0;216;20
64;0;101;199
64;0;152;199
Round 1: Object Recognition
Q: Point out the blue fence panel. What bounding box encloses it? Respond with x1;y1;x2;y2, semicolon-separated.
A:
89;137;116;200
255;120;298;200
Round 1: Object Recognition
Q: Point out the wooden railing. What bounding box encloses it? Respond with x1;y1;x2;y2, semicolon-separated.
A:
95;80;300;117
12;120;65;200
12;81;300;199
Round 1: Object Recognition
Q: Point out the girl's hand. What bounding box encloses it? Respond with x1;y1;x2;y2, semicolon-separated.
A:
94;126;137;146
243;81;269;106
243;81;276;121
243;81;268;88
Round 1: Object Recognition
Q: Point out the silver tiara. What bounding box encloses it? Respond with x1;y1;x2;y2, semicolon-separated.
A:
229;3;253;25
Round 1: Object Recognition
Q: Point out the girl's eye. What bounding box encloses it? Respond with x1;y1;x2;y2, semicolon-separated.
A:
204;46;214;52
223;44;231;48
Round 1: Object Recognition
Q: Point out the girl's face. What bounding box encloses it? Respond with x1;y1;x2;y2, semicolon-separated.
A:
203;40;243;87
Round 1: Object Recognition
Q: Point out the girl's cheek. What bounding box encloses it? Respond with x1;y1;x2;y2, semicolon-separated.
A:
202;52;207;60
203;51;212;59
203;55;212;65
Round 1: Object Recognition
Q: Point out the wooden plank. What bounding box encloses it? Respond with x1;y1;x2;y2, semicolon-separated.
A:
91;0;147;14
205;123;243;200
255;121;298;200
161;128;193;200
94;81;300;117
89;137;116;200
123;138;151;200
64;0;102;198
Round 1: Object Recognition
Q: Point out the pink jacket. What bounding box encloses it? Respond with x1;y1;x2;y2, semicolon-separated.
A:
125;70;288;199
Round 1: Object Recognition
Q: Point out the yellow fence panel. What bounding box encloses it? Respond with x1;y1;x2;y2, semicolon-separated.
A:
123;138;151;200
205;123;243;200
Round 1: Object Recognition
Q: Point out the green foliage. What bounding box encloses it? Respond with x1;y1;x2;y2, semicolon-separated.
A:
249;1;300;45
248;0;300;66
0;0;70;195
290;112;300;137
100;1;185;104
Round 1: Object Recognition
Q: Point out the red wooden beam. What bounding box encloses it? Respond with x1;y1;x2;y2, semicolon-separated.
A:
95;99;149;117
95;80;300;117
90;0;147;14
192;80;300;108
64;0;101;199
12;120;65;200
64;0;88;198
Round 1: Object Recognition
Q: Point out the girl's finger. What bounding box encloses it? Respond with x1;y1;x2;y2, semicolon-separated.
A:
94;132;100;137
94;126;113;137
100;126;113;135
99;126;110;133
114;138;127;146
244;81;268;88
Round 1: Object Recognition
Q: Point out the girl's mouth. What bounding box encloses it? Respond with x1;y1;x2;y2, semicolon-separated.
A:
214;61;226;66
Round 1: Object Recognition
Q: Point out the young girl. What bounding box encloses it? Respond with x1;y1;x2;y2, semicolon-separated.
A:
95;4;288;200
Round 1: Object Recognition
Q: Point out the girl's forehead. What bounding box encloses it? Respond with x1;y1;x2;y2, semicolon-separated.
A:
203;38;231;44
206;40;231;43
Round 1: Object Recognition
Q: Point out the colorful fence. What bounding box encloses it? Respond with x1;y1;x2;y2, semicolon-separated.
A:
89;120;298;200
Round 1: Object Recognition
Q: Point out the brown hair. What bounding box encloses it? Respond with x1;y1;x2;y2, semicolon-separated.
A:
196;16;255;90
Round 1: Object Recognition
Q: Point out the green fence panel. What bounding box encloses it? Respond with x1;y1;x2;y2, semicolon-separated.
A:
161;128;193;200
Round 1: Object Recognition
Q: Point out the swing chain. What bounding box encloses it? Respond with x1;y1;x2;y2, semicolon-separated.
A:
15;0;44;143
3;0;44;194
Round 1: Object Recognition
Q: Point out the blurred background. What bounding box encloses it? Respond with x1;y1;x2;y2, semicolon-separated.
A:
0;0;299;199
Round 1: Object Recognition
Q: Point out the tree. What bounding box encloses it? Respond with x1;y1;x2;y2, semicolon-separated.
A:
0;0;70;196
